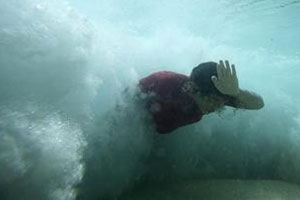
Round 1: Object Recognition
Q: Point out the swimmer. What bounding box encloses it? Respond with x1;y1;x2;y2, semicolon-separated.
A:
139;60;264;133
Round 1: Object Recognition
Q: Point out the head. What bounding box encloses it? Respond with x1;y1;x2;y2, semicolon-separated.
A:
187;62;230;113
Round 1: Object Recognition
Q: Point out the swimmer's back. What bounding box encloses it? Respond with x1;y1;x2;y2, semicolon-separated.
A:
139;71;203;133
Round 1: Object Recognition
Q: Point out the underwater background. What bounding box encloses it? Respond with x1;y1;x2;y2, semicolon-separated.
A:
0;0;300;199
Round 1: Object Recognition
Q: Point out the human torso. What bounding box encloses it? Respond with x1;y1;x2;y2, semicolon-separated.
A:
139;71;203;133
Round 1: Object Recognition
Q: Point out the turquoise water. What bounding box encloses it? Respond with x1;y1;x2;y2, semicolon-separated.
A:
0;0;300;199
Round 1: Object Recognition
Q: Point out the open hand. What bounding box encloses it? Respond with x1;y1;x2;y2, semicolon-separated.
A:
211;60;240;96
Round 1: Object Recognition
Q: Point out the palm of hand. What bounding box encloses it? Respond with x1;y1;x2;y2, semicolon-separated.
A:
211;60;240;96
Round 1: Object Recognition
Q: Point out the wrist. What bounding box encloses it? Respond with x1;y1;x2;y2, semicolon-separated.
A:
231;88;241;97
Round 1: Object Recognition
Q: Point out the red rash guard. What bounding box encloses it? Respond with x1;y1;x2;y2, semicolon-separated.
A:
139;71;203;134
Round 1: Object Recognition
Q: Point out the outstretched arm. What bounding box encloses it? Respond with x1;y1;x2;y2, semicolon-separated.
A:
211;60;264;110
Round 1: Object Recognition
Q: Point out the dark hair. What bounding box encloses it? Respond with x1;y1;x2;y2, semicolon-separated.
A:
190;62;224;97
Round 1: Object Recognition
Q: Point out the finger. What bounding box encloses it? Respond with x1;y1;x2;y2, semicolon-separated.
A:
225;60;231;77
216;63;223;79
219;60;226;77
232;64;237;77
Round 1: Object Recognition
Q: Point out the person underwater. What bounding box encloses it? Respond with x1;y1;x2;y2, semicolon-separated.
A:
139;60;264;134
